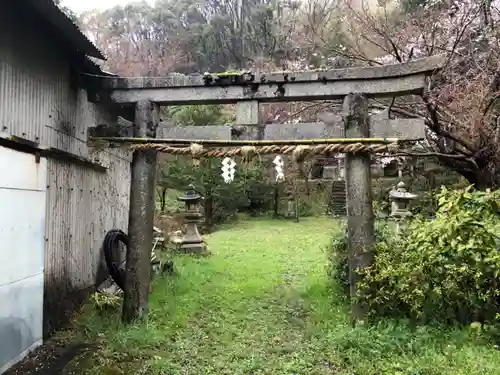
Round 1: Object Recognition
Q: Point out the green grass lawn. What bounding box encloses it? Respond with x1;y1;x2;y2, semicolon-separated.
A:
61;217;500;374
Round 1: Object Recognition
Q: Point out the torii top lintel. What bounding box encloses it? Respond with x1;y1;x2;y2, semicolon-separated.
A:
101;55;444;105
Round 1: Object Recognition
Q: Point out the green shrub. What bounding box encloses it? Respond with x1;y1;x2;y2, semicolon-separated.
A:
298;193;327;217
330;186;500;325
328;220;395;297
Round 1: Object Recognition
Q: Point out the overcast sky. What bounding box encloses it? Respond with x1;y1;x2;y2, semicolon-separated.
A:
61;0;152;13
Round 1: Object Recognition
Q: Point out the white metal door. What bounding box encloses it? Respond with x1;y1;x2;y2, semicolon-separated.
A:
0;146;46;374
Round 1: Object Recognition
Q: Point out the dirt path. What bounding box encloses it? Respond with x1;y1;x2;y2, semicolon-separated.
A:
4;343;93;375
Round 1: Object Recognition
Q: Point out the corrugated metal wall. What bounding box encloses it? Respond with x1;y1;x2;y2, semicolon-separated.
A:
44;153;130;333
0;3;131;334
0;4;112;159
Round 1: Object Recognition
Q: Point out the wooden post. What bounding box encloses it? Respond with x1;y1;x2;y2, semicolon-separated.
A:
343;93;375;325
122;100;159;324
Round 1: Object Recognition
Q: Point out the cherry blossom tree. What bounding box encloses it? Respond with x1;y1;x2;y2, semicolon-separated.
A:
304;0;500;188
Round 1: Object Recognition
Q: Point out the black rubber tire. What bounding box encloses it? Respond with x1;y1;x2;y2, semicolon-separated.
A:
103;229;128;291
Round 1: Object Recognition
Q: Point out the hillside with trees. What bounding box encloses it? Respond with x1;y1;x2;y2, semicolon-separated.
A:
78;0;500;189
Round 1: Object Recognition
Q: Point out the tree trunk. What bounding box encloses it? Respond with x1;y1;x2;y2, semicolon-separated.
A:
480;0;492;27
160;187;167;212
273;184;280;217
446;159;500;190
204;193;214;232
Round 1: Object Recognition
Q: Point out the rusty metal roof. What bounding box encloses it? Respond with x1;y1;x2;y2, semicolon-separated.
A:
22;0;105;60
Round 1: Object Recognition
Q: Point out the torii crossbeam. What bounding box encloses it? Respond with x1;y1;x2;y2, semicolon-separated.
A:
97;55;444;105
91;55;445;325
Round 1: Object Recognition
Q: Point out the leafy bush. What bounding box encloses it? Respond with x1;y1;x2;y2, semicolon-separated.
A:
296;183;329;217
330;186;500;325
328;220;395;296
90;292;121;314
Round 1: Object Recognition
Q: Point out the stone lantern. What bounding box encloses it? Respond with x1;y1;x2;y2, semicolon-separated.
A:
389;181;418;232
177;184;207;255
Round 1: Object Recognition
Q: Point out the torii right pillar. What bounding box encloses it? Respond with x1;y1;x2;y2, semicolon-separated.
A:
343;93;375;326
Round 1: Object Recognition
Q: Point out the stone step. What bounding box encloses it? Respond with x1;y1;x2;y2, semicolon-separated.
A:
329;181;346;216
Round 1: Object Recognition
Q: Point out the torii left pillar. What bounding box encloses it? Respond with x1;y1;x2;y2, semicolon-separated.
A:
122;100;159;323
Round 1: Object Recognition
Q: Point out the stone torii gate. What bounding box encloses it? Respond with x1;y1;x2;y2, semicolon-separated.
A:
92;55;443;324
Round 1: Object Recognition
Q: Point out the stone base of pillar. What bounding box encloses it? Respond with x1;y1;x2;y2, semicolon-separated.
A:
179;242;210;256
